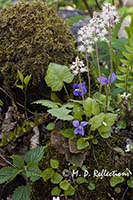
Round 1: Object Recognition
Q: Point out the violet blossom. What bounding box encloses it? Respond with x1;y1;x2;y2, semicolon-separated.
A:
73;82;87;96
97;72;116;85
73;120;88;136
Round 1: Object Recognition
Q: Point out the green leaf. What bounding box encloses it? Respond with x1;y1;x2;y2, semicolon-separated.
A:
10;155;24;169
89;113;104;130
25;162;42;182
127;177;133;188
110;176;124;187
60;128;75;139
76;177;88;184
50;159;59;169
98;131;111;138
88;182;96;190
64;184;75;196
83;97;93;117
51;172;63;184
12;185;32;200
42;168;54;181
24;146;45;164
92;100;100;115
16;84;23;90
0;99;3;106
77;138;89;150
104;113;117;127
51;186;61;196
18;70;24;83
24;75;31;86
48;107;74;121
32;100;60;108
46;122;55;131
0;166;22;184
59;180;70;190
45;63;74;91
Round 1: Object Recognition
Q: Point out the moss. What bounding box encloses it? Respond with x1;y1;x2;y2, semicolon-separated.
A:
0;1;77;97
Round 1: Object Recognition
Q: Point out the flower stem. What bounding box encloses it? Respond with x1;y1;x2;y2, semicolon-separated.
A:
105;84;109;112
78;73;85;101
95;42;102;93
63;83;69;100
85;50;91;97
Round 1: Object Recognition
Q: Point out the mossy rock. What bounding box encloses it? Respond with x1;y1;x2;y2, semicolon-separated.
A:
0;1;77;102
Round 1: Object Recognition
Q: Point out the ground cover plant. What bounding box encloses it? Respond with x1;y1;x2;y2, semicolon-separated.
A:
0;1;133;200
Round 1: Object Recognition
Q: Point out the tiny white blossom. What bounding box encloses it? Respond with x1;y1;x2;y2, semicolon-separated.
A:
70;56;88;75
121;92;131;100
52;197;60;200
101;3;119;28
125;139;133;152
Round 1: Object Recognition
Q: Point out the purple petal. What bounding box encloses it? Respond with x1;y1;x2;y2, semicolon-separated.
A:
78;127;84;135
72;83;78;89
80;121;88;127
109;72;116;83
74;127;80;134
97;76;108;85
73;89;80;96
72;120;79;127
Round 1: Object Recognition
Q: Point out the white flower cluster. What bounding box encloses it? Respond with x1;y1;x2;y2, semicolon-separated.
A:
121;92;131;100
70;56;88;75
101;3;119;28
78;3;119;53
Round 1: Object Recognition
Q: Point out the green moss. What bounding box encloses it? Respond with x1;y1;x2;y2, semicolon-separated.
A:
0;1;77;95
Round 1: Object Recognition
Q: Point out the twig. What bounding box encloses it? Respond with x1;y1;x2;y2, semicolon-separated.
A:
121;187;128;200
95;0;101;10
82;0;93;17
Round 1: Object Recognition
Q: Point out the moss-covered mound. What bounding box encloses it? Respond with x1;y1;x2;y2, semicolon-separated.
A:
0;1;76;95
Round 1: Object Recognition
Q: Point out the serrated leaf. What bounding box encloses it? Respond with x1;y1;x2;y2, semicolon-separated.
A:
45;63;74;91
51;186;61;196
64;185;75;196
24;146;45;164
110;176;124;187
48;107;74;121
26;162;42;182
77;138;89;150
10;155;24;169
12;185;32;200
0;167;22;184
32;100;60;108
42;168;54;181
51;172;63;184
50;159;59;169
59;180;70;190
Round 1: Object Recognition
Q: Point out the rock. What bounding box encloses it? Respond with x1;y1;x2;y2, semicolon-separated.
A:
118;15;131;38
58;8;85;19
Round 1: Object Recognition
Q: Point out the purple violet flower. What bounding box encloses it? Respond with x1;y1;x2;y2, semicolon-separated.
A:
72;120;88;136
97;72;116;85
72;82;87;96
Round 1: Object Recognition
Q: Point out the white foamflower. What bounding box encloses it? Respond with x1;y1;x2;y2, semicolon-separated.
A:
77;12;108;53
121;92;131;100
70;56;88;75
52;197;60;200
101;3;119;28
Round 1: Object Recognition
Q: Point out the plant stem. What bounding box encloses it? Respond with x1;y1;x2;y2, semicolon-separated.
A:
78;73;85;101
105;85;109;112
82;0;93;17
63;83;69;100
95;42;102;93
108;27;113;83
85;50;91;97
